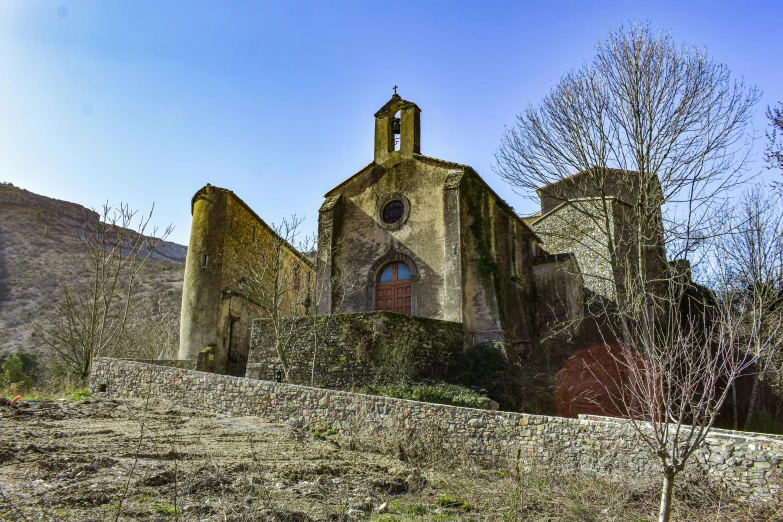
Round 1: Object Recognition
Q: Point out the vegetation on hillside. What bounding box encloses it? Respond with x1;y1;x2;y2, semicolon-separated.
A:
0;182;184;383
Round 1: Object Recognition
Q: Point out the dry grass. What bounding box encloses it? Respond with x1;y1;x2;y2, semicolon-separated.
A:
0;395;779;521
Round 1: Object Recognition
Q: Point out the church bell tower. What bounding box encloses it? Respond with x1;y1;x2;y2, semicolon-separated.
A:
373;91;421;167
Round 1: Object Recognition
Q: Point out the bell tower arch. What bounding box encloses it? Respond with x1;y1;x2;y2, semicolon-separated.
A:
373;91;421;166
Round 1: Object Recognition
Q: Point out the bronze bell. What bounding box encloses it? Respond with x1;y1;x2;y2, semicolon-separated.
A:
392;117;401;134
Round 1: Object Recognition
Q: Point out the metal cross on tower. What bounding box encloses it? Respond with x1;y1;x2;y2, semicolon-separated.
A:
393;85;398;94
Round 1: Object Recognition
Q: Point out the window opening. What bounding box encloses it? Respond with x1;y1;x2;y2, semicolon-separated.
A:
382;200;405;224
377;262;411;283
379;264;394;283
202;254;209;267
392;110;401;151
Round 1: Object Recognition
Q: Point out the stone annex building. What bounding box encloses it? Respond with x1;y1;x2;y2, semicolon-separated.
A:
177;93;658;381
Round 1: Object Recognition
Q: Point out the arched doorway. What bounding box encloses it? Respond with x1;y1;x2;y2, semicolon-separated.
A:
375;262;412;314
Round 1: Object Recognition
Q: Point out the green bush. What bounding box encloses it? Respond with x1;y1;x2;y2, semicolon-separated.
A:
451;342;523;411
748;410;783;435
70;388;91;401
350;382;490;409
0;351;40;390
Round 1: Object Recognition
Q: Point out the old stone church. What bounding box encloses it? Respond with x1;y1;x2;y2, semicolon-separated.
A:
178;93;653;380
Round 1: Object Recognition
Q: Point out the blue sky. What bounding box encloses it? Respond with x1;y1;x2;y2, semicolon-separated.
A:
1;1;781;245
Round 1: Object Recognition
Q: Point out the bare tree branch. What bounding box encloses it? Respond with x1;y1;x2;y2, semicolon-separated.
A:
32;203;173;380
494;22;761;522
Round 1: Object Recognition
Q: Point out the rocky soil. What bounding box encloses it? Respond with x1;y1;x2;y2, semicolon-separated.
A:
0;397;465;521
0;397;779;521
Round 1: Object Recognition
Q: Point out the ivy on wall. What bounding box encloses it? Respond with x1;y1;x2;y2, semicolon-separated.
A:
462;170;508;331
248;312;464;388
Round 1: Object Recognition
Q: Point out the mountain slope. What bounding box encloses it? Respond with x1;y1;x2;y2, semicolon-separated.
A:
0;182;186;355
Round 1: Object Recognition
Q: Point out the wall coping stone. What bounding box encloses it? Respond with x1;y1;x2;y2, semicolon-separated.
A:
578;413;783;443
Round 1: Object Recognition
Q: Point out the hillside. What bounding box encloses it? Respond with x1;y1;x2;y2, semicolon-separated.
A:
0;182;186;356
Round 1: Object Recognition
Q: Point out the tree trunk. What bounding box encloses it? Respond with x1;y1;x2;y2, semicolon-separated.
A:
81;353;92;382
275;337;290;382
658;472;675;522
743;373;761;431
732;381;738;431
310;327;318;387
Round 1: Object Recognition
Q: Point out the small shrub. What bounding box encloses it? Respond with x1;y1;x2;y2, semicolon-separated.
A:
70;388;91;401
311;423;337;440
350;383;490;409
0;351;39;390
437;494;471;510
151;501;179;516
451;342;525;411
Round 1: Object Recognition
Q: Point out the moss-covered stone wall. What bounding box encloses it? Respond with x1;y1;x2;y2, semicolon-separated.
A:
457;170;539;354
532;253;584;338
246;312;464;388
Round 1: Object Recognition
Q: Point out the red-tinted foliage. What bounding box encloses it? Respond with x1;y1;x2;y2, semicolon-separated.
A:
554;344;637;419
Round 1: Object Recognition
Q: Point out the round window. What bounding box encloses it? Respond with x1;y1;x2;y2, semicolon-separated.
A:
375;193;411;230
382;200;405;224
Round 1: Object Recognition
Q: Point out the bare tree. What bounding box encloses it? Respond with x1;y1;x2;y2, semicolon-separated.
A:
718;186;783;430
767;98;783;173
600;289;764;522
33;203;173;380
493;23;762;522
233;215;362;385
117;292;182;360
238;215;315;381
566;228;781;522
494;22;759;318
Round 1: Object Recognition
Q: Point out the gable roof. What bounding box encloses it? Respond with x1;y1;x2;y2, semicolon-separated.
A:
322;153;541;241
528;196;633;227
373;93;421;117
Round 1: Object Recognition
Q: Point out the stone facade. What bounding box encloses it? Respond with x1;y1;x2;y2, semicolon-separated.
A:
178;185;314;376
532;253;584;338
529;169;667;310
177;95;674;381
246;312;464;387
315;94;543;354
90;359;783;503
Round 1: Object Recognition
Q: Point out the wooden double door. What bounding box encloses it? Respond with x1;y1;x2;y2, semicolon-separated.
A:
375;262;412;315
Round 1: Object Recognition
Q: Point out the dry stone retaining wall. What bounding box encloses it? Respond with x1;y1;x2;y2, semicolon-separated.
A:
247;312;464;387
90;358;782;502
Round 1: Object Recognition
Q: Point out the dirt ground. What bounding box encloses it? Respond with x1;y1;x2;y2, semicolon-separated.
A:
0;397;778;521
